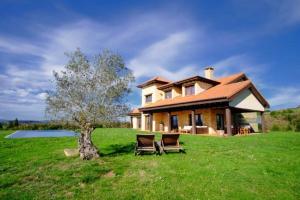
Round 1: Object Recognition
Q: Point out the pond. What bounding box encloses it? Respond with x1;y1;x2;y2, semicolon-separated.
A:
5;130;78;138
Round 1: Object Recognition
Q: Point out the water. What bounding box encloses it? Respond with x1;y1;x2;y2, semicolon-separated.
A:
5;130;78;138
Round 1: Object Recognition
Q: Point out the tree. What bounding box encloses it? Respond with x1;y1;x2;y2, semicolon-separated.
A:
14;118;19;127
8;121;14;129
46;49;134;160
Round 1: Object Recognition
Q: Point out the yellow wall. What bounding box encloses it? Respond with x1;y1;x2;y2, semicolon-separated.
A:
141;84;164;106
142;108;226;135
172;87;182;98
182;81;213;97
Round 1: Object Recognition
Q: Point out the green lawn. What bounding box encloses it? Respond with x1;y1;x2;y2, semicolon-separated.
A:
0;129;299;200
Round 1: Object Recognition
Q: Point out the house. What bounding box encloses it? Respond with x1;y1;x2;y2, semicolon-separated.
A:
129;67;269;135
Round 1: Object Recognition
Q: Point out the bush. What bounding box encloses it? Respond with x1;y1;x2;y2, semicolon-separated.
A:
295;121;300;132
271;124;280;131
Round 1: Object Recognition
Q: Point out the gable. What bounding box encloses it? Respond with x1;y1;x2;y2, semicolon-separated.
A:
229;89;265;111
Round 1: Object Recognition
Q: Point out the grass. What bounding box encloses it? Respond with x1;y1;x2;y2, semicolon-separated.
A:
0;129;299;200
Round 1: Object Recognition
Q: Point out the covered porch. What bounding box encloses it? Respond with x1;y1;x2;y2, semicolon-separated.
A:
142;104;266;136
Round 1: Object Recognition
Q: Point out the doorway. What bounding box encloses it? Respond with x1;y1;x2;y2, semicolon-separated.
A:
171;115;178;131
216;114;225;130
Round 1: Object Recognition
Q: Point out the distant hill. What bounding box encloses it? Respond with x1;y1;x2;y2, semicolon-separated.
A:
265;107;300;132
0;119;47;124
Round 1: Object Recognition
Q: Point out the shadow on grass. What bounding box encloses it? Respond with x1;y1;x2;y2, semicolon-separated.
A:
100;142;136;157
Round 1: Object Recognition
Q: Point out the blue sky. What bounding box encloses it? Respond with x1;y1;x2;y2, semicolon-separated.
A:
0;0;300;120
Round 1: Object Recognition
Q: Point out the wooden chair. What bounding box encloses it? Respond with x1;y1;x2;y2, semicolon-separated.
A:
135;134;157;155
161;134;184;153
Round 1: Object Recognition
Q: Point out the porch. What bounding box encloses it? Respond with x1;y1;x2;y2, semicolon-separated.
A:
142;106;266;136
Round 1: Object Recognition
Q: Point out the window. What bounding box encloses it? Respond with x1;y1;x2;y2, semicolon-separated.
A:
189;114;203;126
145;94;152;103
185;85;195;96
165;90;172;99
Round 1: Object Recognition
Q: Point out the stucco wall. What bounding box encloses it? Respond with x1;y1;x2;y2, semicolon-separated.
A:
172;87;182;98
229;89;265;111
195;81;212;94
132;116;141;129
141;84;164;106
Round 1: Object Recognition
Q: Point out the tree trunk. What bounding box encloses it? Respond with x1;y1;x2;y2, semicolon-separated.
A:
78;124;100;160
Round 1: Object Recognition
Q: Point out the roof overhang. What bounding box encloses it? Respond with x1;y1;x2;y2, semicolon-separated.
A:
158;76;220;90
137;79;170;88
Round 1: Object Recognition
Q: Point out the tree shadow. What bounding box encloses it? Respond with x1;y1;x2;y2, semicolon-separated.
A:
100;142;136;157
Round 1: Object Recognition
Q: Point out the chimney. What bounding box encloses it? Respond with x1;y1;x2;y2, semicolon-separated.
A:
204;66;214;79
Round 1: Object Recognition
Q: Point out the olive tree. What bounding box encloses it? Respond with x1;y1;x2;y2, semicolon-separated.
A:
46;49;134;160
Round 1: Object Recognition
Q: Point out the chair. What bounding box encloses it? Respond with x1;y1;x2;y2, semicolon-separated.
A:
161;134;184;153
135;134;157;155
180;125;192;134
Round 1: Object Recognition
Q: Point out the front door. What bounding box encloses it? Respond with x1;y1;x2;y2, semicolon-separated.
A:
171;115;178;131
216;114;225;130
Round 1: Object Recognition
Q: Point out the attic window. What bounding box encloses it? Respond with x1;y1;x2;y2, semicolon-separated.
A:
165;90;172;99
185;85;195;96
145;94;152;103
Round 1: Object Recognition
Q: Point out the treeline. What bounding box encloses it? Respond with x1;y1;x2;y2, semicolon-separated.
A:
0;118;131;130
265;108;300;132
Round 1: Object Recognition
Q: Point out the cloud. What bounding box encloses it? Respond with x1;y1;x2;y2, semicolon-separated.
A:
0;10;199;119
213;54;268;87
268;87;300;108
128;31;197;80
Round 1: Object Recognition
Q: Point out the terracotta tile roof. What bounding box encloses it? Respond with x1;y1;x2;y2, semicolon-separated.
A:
137;76;171;88
157;75;219;90
128;108;141;116
216;72;246;85
141;80;253;110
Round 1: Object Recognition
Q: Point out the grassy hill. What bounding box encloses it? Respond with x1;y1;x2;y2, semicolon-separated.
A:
265;107;300;132
1;128;300;199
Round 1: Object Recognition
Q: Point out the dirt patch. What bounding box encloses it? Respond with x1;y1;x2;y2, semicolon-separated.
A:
103;170;115;178
139;170;146;177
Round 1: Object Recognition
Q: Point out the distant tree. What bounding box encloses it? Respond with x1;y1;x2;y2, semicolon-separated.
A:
14;118;19;127
8;121;14;129
46;49;134;160
0;122;2;129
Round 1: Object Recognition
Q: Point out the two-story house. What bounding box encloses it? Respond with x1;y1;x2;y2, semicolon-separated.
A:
129;67;269;135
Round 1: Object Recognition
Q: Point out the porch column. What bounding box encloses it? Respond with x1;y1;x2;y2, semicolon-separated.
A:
261;112;266;133
130;116;133;128
225;107;232;136
167;111;171;132
149;113;153;132
191;110;196;134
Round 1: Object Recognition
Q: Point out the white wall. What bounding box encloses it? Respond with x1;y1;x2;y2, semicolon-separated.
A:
229;89;265;111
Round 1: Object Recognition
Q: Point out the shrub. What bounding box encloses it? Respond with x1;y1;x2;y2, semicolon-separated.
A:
271;124;280;131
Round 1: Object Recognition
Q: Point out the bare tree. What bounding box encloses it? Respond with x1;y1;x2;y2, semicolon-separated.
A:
46;49;134;160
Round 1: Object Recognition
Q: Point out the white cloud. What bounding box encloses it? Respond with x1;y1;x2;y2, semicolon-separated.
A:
0;11;199;120
268;87;300;108
36;92;48;100
213;54;268;88
128;31;198;80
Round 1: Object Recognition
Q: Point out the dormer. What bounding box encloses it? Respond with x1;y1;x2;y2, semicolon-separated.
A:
177;76;219;97
157;83;182;100
137;76;170;106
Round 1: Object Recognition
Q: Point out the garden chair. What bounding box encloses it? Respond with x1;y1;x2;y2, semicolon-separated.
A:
135;134;157;155
161;133;184;153
180;125;192;133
